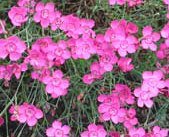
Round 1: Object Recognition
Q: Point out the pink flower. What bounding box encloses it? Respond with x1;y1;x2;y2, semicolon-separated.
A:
0;20;6;34
156;43;169;59
109;131;120;137
46;120;70;137
141;26;160;51
8;6;28;26
127;0;143;7
150;126;168;137
0;116;4;126
9;103;43;126
118;57;134;72
108;0;126;5
17;0;36;8
81;123;107;137
128;128;146;137
44;70;70;98
112;84;135;105
141;70;166;94
0;36;26;61
69;38;96;60
123;108;138;129
33;2;55;28
98;94;125;124
134;87;154;108
50;11;62;31
163;0;169;5
83;74;95;85
105;20;138;57
161;22;169;38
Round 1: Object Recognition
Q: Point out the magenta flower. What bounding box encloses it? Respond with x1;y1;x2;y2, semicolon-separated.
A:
128;128;146;137
50;11;62;31
44;70;70;98
123;108;138;129
34;2;55;28
108;0;126;5
112;84;135;105
8;6;28;26
109;131;120;137
161;22;169;39
126;0;143;7
83;74;95;85
9;103;43;126
81;123;107;137
141;70;166;94
150;126;168;137
0;36;26;61
17;0;36;8
134;87;154;108
118;57;134;72
0;20;6;34
156;43;169;59
46;120;70;137
0;116;4;126
141;26;160;51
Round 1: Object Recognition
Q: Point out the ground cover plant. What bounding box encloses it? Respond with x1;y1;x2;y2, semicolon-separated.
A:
0;0;169;137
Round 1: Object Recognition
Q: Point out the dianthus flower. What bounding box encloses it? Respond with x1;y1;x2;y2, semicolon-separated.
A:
8;6;28;26
126;0;143;7
68;38;96;60
118;57;134;72
105;20;138;57
43;70;70;98
81;123;107;137
50;10;62;31
60;15;95;39
0;20;6;34
17;0;36;8
108;0;126;6
9;103;43;126
156;43;169;59
46;120;71;137
141;26;160;51
34;2;55;28
112;84;135;105
0;116;4;126
0;63;27;81
109;131;120;137
134;87;154;108
47;40;71;66
98;94;125;124
128;128;146;137
123;108;138;129
141;70;166;94
0;36;26;61
149;126;168;137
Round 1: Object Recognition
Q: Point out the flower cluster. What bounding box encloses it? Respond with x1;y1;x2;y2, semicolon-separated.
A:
9;102;43;126
134;70;166;108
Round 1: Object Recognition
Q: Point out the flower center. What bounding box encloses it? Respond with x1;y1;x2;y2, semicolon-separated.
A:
120;42;127;49
14;14;23;22
89;131;98;137
148;79;157;87
54;129;63;137
26;108;34;117
109;107;118;116
145;36;153;44
7;43;17;52
141;92;149;100
41;9;49;18
52;80;60;86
